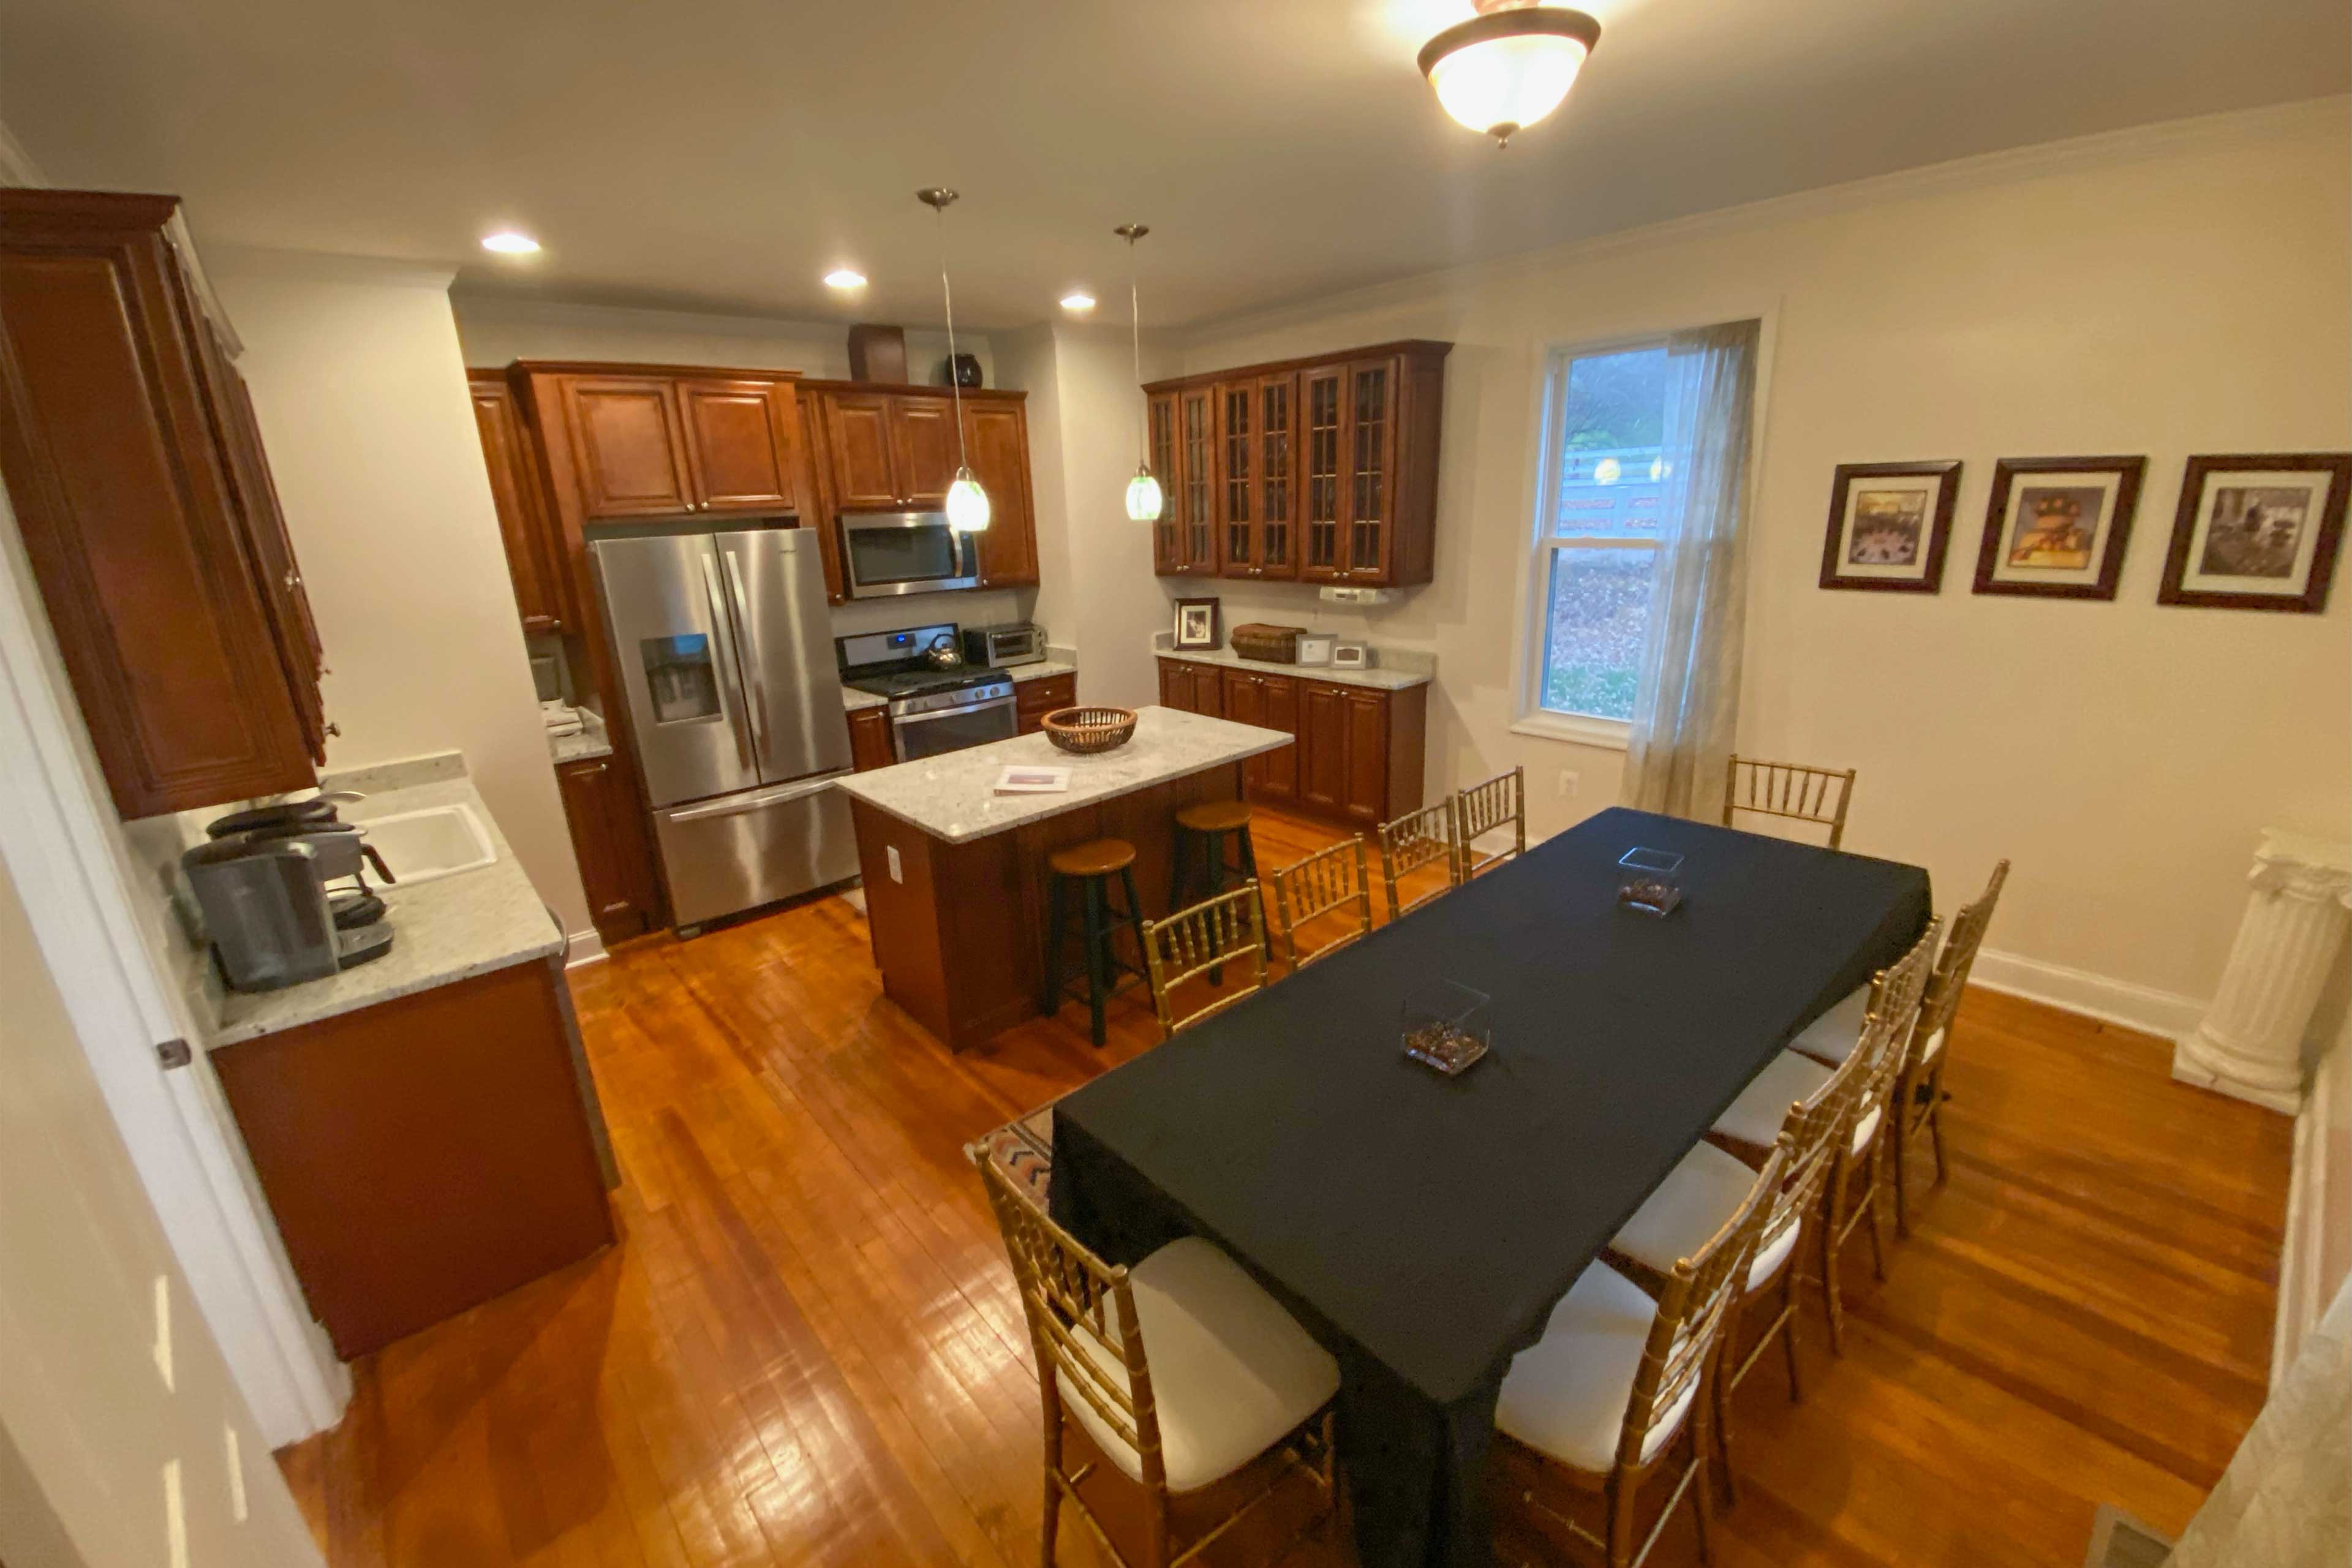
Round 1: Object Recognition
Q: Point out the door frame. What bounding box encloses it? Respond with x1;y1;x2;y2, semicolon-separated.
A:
0;501;349;1447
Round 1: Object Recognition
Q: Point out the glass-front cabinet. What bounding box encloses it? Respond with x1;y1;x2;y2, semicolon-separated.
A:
1177;387;1217;575
1256;373;1295;576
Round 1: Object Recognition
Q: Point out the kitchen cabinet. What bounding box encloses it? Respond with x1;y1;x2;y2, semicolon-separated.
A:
0;189;328;818
556;755;657;944
816;388;962;510
847;707;895;771
1158;658;1423;826
1148;341;1448;587
469;371;569;633
676;377;801;514
1014;671;1077;734
892;397;959;507
560;372;802;521
211;956;613;1359
963;400;1038;586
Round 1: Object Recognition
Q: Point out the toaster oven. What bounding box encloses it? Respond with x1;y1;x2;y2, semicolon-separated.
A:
960;622;1047;667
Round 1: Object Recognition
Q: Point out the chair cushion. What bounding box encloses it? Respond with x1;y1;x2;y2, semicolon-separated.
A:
1789;983;1871;1065
1712;1049;1834;1148
1612;1139;1792;1293
1850;1099;1883;1156
1919;1024;1946;1063
1056;1237;1338;1494
1497;1262;1697;1474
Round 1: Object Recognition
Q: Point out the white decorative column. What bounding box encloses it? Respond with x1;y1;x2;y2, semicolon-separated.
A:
2174;830;2352;1114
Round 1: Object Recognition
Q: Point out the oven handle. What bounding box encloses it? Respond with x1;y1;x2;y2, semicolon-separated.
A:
892;693;1016;729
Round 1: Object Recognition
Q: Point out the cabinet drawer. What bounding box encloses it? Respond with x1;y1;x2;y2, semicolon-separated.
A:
1014;673;1077;733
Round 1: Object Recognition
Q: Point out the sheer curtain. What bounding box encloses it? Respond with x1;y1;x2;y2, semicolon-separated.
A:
1621;320;1760;818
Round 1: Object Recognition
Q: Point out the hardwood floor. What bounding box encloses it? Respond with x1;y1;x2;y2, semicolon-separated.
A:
279;807;2291;1567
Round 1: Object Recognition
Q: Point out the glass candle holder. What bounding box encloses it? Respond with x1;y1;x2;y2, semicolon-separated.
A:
1402;979;1491;1076
1617;846;1686;918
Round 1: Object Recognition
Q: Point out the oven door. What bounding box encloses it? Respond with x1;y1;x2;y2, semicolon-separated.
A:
891;695;1018;760
838;511;978;598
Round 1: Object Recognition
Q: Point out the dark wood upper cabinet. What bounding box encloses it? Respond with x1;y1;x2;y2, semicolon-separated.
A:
0;189;325;818
1150;341;1447;586
560;377;693;519
963;399;1037;586
891;397;960;508
1148;391;1182;573
822;390;901;509
469;372;567;633
676;377;799;514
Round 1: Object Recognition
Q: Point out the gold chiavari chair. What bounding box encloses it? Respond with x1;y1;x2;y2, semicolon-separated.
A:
964;1147;1339;1568
1140;885;1269;1039
1454;766;1527;880
1722;754;1857;849
1894;860;2008;1236
1493;1139;1789;1568
1378;800;1461;920
1265;835;1374;969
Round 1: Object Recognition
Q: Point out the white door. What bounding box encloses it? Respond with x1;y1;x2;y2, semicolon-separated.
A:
0;854;323;1568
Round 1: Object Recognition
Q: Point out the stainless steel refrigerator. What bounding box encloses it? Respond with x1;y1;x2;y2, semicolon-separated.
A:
591;526;859;933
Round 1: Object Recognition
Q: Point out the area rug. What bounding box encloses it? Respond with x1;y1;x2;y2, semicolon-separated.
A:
981;1105;1055;1204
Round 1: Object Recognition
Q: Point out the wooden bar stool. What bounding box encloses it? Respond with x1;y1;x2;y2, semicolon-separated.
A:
1042;839;1147;1048
1169;799;1260;911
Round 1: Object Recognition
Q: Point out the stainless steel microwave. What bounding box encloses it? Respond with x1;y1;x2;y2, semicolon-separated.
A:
837;510;978;598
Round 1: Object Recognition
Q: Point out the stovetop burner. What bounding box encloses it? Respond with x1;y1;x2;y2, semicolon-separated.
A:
843;665;1009;701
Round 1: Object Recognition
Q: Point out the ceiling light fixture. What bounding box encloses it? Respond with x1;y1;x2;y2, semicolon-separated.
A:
1115;224;1163;525
1060;292;1097;313
481;231;541;255
824;268;868;290
917;187;990;535
1418;1;1601;148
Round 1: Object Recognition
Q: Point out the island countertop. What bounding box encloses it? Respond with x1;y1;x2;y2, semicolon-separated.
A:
835;705;1290;845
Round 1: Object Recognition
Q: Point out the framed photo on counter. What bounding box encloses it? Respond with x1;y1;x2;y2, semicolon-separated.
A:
1173;597;1222;649
2158;453;2351;614
1973;454;2146;601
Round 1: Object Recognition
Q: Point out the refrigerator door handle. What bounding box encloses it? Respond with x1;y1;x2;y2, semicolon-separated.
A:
665;772;845;824
697;552;756;774
720;549;771;767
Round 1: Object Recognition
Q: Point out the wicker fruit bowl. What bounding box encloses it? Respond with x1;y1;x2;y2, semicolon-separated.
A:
1040;706;1137;756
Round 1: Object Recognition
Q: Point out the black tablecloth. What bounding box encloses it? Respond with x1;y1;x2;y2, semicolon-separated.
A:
1049;807;1930;1568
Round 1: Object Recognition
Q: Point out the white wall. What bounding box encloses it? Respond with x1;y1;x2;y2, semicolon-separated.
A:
450;295;992;386
209;253;594;941
1170;99;2352;1018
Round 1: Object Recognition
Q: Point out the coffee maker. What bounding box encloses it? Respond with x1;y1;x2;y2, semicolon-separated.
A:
183;799;396;992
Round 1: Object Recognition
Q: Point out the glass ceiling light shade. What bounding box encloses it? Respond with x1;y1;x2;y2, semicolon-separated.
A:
1418;3;1601;148
1116;222;1163;523
917;187;989;532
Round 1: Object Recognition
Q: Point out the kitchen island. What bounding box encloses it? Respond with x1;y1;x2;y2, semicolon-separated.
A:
837;706;1292;1050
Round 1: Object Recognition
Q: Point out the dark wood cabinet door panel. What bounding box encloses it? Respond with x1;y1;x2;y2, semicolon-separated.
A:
1220;382;1253;573
1157;657;1186;709
1300;364;1346;581
1256;373;1298;579
1222;669;1265;790
846;707;895;769
1014;673;1076;734
1297;679;1347;816
823;391;901;508
891;396;960;508
678;378;798;514
557;757;654;941
562;377;691;518
1340;686;1390;824
470;372;566;633
1257;672;1299;803
963;400;1038;586
1176;388;1217;574
1149;392;1182;575
0;200;318;816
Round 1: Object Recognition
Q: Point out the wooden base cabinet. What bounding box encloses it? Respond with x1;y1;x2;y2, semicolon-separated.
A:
211;958;614;1359
556;756;657;944
1014;671;1076;734
1158;658;1423;826
846;707;895;771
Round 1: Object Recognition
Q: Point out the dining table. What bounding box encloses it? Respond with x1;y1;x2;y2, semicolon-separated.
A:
1048;805;1932;1568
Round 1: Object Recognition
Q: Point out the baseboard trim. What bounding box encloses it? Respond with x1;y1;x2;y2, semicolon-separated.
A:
1969;946;2206;1042
2275;1041;2345;1384
565;930;608;969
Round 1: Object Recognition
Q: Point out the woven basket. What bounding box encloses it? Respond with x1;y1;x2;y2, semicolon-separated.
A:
1229;622;1306;663
1041;706;1137;755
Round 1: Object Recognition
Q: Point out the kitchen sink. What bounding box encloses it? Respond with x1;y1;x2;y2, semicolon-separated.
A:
355;803;496;885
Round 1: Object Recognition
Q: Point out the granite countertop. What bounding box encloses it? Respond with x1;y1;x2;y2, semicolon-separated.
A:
835;704;1289;845
840;658;1079;713
208;768;564;1049
548;708;614;764
1155;643;1433;692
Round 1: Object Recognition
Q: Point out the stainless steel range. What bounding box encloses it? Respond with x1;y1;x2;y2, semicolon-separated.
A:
838;622;1019;761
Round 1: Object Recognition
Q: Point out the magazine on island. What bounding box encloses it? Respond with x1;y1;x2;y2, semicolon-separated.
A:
993;764;1071;796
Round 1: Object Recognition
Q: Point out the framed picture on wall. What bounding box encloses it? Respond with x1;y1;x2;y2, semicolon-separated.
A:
1818;461;1961;592
1972;455;2146;600
2157;453;2351;613
1172;596;1222;649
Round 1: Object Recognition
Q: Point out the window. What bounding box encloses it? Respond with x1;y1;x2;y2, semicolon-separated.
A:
1524;342;1673;737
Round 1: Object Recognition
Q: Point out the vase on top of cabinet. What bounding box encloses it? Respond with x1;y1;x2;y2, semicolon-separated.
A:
1147;341;1448;587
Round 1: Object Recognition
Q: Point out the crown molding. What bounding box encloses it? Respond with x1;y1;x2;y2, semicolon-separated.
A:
1182;94;2351;347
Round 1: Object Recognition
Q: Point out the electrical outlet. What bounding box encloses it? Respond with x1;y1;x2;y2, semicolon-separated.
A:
1557;769;1580;801
886;845;903;884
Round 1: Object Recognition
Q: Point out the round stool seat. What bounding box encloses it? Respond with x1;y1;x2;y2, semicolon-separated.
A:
1050;837;1137;878
1175;799;1254;834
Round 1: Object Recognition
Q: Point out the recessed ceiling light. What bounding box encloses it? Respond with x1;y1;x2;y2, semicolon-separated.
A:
1060;292;1097;313
481;231;540;255
824;268;868;290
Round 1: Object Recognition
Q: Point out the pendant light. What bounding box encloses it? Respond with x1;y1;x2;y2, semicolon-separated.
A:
1419;1;1602;148
917;187;990;533
1115;223;1164;524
